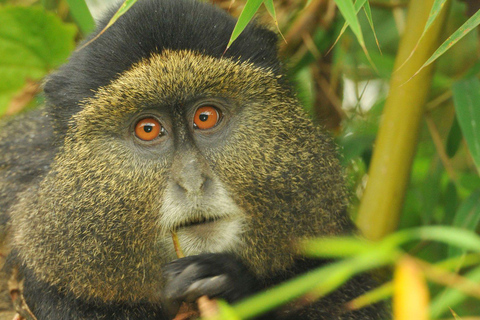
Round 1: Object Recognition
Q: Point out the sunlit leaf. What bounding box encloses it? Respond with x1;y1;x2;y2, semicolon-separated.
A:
302;237;374;258
393;257;429;320
452;76;480;173
0;6;76;115
226;0;263;50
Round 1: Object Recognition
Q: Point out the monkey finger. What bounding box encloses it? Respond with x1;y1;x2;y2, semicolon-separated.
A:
164;263;204;299
183;275;229;302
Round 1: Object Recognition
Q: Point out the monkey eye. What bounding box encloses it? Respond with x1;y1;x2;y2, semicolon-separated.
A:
193;106;220;130
135;117;164;141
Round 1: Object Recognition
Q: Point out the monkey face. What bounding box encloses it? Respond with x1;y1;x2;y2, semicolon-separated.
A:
13;50;291;301
12;49;347;304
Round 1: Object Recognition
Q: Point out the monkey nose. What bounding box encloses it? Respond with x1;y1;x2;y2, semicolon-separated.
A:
173;159;210;195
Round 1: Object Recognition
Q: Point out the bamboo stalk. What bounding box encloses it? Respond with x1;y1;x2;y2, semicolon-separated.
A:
356;0;451;240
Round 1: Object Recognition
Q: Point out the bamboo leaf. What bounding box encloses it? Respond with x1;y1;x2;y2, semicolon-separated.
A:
330;0;376;71
79;0;139;50
396;0;448;72
347;282;393;311
329;0;366;53
64;0;95;34
363;1;381;54
332;0;367;48
448;190;480;257
263;0;286;43
302;237;375;258
423;0;449;35
226;0;263;50
430;265;480;318
452;76;480;173
415;9;480;75
232;251;392;319
388;226;480;252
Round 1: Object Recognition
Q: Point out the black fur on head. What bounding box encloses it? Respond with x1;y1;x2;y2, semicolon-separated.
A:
44;0;280;135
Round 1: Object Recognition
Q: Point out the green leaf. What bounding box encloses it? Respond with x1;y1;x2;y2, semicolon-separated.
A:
448;190;480;257
452;76;480;173
420;0;448;47
430;265;480;318
232;250;392;319
293;67;315;116
363;1;381;54
330;0;376;70
332;0;367;51
329;0;366;52
396;0;449;72
226;0;263;50
446;116;463;158
388;226;480;252
263;0;285;42
211;300;242;320
0;6;77;115
338;134;375;165
416;9;480;74
302;237;375;258
64;0;95;34
79;0;139;50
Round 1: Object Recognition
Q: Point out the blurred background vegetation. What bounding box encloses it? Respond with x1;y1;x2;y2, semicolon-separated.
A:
1;0;480;319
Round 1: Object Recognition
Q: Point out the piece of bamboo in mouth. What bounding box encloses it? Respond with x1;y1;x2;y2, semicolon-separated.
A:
170;231;218;319
171;230;185;258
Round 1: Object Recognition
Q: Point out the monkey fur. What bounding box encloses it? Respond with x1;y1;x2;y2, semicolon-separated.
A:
0;0;388;319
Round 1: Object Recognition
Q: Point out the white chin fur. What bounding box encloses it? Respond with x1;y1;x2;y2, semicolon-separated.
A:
157;176;246;259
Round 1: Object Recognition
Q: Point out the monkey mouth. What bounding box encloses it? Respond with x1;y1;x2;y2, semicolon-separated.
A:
173;215;220;231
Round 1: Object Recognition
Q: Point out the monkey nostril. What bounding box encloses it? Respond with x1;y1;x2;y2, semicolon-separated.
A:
175;174;209;195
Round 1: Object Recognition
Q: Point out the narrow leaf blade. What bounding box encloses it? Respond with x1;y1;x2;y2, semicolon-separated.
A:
452;76;480;173
417;9;480;74
226;0;263;49
363;1;381;53
78;0;139;50
448;190;480;257
328;0;366;54
263;0;285;42
65;0;95;34
396;0;448;72
332;0;366;49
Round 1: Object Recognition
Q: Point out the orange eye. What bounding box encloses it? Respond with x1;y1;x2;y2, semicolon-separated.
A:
194;106;220;130
135;118;163;141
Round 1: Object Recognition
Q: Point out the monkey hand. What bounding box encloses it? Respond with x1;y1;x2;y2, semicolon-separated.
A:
162;253;256;318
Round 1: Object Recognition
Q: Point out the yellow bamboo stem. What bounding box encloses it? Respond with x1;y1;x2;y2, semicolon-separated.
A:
356;0;451;240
